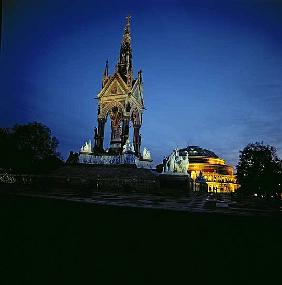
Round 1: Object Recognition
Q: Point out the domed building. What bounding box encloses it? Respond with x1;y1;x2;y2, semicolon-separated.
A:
179;146;238;193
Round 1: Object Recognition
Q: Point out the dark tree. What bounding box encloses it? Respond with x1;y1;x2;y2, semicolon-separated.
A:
236;142;282;198
0;128;13;170
66;151;79;165
0;122;63;173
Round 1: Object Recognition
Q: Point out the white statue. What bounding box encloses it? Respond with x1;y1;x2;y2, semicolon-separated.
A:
175;151;189;174
163;149;189;175
80;140;92;154
166;152;175;172
142;147;152;160
122;139;135;153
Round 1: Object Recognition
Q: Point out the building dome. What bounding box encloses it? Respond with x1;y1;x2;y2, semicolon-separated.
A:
179;146;218;158
177;145;238;193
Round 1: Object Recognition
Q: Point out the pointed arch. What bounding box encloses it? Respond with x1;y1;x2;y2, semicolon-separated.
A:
99;101;125;120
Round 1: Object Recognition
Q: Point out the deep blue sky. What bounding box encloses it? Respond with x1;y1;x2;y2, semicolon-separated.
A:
1;0;282;166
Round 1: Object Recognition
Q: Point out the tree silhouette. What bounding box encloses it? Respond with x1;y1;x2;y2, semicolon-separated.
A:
236;142;282;198
0;122;63;173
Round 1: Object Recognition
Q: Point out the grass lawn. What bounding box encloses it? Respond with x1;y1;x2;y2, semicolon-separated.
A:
0;194;281;284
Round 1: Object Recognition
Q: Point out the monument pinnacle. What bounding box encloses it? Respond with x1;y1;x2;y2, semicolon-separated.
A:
117;16;133;86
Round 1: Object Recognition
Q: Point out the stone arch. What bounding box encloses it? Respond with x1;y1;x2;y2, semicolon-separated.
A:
129;103;141;116
100;101;125;119
131;107;142;127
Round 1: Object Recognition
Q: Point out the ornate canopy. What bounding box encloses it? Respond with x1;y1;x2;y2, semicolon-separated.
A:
94;17;144;157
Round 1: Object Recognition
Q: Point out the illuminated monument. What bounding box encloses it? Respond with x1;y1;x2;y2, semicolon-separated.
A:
78;16;152;168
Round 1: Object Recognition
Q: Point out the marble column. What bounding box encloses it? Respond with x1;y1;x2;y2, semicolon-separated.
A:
97;118;106;152
133;125;141;157
121;118;130;149
93;127;98;152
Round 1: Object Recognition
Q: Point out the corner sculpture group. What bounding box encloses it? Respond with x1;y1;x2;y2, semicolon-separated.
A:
163;149;189;175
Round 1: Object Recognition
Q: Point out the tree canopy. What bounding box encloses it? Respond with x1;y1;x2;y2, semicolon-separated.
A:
236;142;282;197
0;122;63;173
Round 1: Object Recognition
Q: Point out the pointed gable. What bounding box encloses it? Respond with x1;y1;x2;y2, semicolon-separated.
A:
131;77;144;106
98;72;129;99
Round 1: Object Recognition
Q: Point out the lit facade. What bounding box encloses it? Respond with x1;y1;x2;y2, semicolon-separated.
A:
180;146;239;192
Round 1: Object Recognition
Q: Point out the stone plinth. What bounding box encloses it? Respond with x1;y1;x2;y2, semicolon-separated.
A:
159;174;194;192
78;153;153;169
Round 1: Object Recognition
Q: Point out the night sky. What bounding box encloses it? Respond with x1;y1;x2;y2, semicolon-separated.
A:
1;0;282;166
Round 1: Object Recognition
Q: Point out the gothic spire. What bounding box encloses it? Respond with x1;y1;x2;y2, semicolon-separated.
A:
138;69;142;84
103;59;109;77
102;59;109;87
117;16;133;86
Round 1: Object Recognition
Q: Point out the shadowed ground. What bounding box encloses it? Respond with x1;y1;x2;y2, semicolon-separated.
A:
0;194;281;284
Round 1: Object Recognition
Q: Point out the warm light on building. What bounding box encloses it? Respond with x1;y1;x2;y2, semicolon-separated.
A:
179;146;239;193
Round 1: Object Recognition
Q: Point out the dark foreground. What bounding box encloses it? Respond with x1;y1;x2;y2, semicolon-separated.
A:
0;194;281;284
